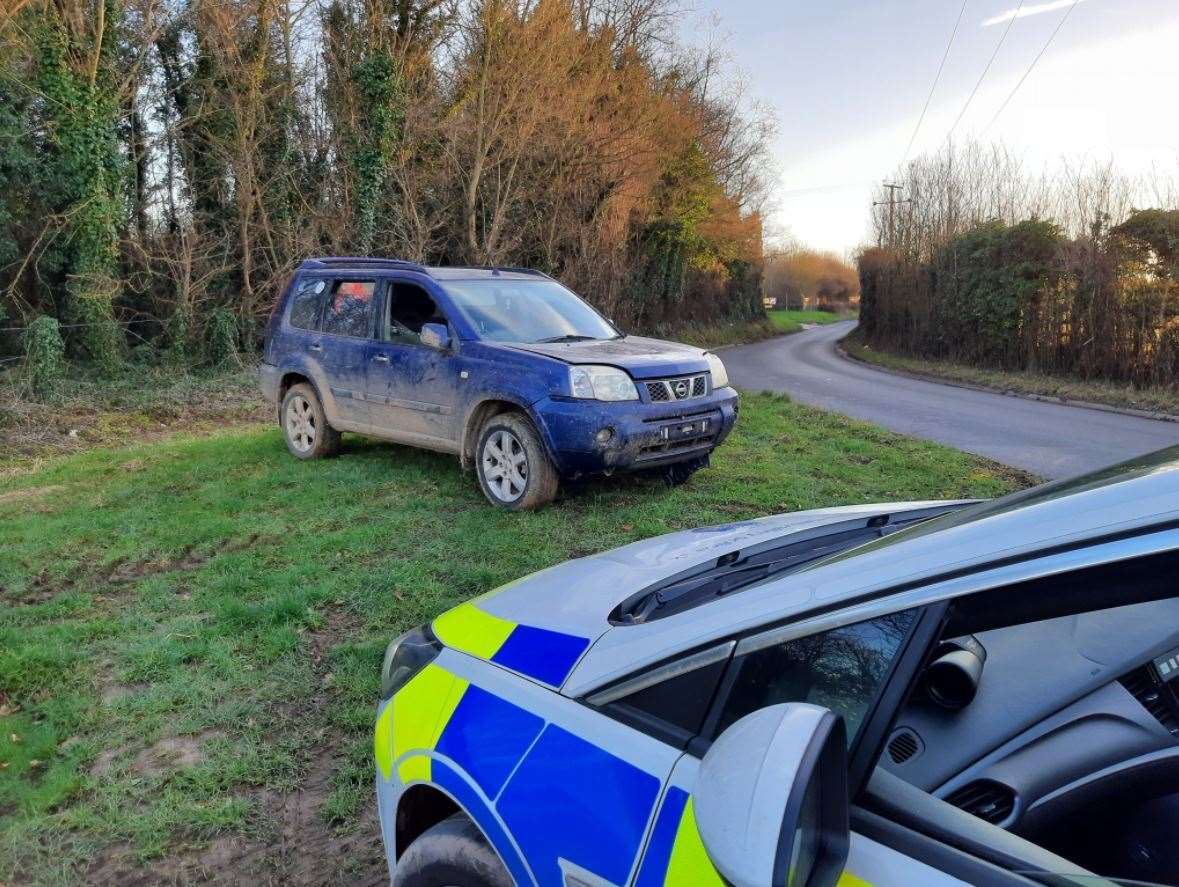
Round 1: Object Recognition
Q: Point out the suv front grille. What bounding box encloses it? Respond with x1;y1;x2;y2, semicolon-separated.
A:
645;374;708;402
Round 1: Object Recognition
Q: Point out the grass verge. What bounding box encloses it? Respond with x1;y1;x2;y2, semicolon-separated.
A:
1;392;1030;885
768;309;853;335
1;364;267;471
843;334;1179;419
648;317;780;349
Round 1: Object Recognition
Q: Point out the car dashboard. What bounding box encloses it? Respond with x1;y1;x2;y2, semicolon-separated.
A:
881;598;1179;880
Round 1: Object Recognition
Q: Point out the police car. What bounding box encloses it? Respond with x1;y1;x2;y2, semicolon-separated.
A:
375;446;1179;887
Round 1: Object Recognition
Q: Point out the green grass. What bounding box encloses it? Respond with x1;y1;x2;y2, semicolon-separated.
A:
843;334;1179;418
768;309;852;335
647;317;780;349
0;393;1029;884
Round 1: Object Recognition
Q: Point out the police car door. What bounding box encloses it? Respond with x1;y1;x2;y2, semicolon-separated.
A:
601;606;970;886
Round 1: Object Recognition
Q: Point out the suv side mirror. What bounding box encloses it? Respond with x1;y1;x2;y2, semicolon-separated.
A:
694;703;850;887
420;323;451;350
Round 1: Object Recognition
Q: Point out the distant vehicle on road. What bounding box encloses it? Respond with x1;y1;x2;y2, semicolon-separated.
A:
259;258;738;509
375;446;1179;886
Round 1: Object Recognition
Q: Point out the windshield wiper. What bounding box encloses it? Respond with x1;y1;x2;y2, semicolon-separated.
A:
535;334;599;343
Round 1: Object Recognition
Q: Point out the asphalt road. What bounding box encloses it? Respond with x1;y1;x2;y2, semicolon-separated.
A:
722;321;1179;479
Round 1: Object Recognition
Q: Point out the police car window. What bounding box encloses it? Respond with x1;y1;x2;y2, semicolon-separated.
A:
289;278;327;330
608;657;727;741
716;610;917;743
322;280;376;338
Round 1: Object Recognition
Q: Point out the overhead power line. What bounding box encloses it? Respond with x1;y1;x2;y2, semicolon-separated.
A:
777;181;878;200
900;0;971;167
982;0;1082;135
942;0;1025;146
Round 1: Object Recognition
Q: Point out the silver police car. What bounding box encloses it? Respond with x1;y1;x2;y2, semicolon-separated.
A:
376;446;1179;887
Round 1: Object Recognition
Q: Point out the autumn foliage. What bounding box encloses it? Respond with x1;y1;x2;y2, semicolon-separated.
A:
764;249;858;312
0;0;771;371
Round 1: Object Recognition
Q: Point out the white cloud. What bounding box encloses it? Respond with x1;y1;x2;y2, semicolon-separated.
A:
982;0;1085;28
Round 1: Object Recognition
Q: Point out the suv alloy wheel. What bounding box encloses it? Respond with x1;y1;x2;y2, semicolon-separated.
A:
475;412;558;510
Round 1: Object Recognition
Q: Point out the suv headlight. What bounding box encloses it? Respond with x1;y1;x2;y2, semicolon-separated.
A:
568;365;639;401
706;353;729;389
380;624;442;699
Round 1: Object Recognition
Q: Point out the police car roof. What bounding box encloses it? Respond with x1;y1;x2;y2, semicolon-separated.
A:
563;446;1179;695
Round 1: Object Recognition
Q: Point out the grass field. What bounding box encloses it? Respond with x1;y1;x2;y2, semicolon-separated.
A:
0;392;1029;885
768;309;853;335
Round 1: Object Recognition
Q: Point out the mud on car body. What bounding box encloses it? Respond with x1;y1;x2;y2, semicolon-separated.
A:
259;257;739;509
375;447;1179;887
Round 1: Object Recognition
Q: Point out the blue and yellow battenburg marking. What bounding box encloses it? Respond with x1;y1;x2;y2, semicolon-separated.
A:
376;603;871;887
377;660;661;887
432;601;591;687
635;787;724;887
376;663;873;887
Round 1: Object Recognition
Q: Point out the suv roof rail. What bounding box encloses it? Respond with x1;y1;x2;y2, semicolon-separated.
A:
299;256;428;272
493;266;551;278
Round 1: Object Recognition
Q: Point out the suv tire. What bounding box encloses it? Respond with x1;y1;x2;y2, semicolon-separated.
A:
280;383;341;460
393;814;512;887
663;454;708;486
475;412;558;510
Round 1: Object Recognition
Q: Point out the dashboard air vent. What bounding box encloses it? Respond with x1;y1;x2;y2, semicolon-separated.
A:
887;728;921;764
1120;665;1179;736
945;780;1015;825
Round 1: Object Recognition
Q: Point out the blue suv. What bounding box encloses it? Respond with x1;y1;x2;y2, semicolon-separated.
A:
259;258;739;509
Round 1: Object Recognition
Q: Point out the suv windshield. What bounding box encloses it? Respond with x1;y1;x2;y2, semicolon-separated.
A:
439;278;618;343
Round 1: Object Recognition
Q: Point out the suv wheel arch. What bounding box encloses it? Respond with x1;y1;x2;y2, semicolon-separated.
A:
461;399;552;469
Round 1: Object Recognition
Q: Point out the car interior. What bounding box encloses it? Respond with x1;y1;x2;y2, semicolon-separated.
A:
872;551;1179;885
387;282;447;339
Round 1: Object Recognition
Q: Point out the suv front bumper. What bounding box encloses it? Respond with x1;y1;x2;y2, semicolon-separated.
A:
533;387;739;477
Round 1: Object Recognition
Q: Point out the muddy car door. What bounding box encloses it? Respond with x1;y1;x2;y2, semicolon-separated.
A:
317;277;378;427
365;278;462;445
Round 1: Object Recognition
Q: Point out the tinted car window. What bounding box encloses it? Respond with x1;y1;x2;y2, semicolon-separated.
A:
322;280;376;338
609;658;727;740
387;282;446;344
289;278;327;330
716;610;917;743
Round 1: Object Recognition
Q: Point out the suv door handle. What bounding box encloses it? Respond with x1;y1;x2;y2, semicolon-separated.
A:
372;354;390;364
308;343;323;352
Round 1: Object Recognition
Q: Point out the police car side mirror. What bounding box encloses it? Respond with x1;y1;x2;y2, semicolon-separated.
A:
694;703;850;887
420;323;450;350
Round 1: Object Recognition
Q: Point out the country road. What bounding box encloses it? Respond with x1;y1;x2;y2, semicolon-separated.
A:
722;321;1179;479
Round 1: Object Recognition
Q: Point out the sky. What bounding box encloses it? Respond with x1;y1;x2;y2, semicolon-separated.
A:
681;0;1179;257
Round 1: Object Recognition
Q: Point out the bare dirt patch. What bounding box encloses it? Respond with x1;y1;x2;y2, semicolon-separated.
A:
131;731;226;779
0;484;66;507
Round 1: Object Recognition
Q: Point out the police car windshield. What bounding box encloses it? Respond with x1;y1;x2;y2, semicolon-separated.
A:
802;445;1179;573
440;279;619;344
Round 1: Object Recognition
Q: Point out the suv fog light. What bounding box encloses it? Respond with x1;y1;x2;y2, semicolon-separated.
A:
596;427;615;444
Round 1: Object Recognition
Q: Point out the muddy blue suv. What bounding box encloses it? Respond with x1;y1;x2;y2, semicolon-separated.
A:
259;258;739;509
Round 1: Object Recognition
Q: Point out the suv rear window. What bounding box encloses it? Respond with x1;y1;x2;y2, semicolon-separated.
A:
288;278;327;330
322;280;376;338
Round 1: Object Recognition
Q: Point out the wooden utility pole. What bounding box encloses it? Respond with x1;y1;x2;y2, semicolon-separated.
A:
874;183;912;247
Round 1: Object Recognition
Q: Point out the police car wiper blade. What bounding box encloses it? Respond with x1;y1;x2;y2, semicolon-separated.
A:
616;534;873;625
611;505;972;626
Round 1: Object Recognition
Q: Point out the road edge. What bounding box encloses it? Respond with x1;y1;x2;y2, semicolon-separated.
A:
837;338;1179;425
